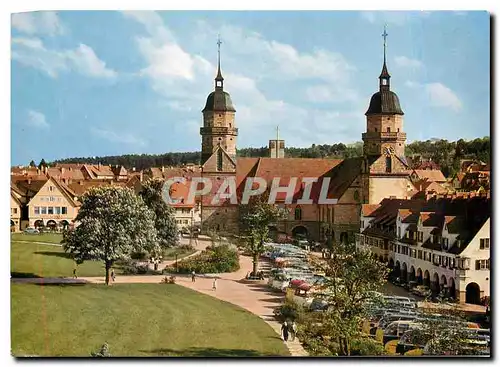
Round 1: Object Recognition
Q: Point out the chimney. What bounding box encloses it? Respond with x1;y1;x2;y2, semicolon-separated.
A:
140;171;143;182
132;167;136;172
161;166;165;173
36;168;40;175
61;167;65;175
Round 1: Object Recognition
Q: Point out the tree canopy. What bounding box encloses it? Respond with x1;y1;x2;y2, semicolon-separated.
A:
317;242;389;355
62;186;158;285
139;178;179;249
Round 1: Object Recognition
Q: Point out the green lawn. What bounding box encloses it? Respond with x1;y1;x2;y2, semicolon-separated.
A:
11;283;289;357
11;233;63;244
11;241;116;278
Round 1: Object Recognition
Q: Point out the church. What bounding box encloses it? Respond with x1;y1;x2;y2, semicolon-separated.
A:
198;32;417;243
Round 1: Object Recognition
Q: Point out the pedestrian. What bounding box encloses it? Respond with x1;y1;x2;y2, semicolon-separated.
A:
212;277;217;291
191;270;196;283
290;321;297;341
73;267;77;279
281;321;289;342
111;269;116;282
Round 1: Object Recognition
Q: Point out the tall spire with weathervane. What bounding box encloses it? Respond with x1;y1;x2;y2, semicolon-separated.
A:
379;25;391;91
215;34;224;90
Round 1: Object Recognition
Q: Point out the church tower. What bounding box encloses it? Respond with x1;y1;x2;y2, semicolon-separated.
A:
363;26;406;158
361;27;413;205
200;37;238;166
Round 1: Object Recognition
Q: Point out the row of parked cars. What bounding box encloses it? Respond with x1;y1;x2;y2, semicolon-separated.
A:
364;293;490;355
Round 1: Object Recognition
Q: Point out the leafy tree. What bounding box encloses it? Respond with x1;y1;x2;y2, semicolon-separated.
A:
29;160;36;167
317;242;389;355
62;186;158;285
38;158;47;169
239;192;285;276
139;178;179;249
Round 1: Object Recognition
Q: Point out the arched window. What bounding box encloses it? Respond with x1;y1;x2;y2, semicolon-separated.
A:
386;156;392;173
294;206;302;221
387;127;390;132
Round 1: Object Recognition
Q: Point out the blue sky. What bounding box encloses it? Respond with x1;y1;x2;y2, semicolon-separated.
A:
11;10;490;165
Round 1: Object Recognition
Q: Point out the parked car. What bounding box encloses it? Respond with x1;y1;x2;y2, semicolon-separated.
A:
411;285;431;297
23;227;39;235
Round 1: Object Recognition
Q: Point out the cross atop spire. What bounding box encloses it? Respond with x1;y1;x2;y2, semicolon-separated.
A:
382;25;388;64
379;24;391;91
215;34;224;88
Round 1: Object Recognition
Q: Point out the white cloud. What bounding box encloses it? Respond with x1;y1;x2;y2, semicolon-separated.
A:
91;127;146;146
65;44;117;78
12;11;64;36
27;110;50;129
12;37;116;78
426;83;462;112
122;12;363;147
405;80;462;112
394;56;423;69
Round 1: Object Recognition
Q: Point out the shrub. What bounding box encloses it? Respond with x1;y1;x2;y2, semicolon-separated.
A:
350;337;386;356
273;301;305;323
405;348;424;356
166;244;239;274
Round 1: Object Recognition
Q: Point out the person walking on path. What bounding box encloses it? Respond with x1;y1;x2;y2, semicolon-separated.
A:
281;321;289;342
111;269;116;282
290;321;297;341
191;270;196;283
73;267;77;279
212;277;217;291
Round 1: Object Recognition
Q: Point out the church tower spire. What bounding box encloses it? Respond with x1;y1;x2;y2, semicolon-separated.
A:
201;35;237;165
215;34;224;90
379;25;391;91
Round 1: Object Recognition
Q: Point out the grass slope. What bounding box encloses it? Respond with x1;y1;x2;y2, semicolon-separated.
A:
11;284;289;357
11;241;111;278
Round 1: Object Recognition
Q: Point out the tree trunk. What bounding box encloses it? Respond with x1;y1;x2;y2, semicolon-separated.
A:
105;261;111;286
252;253;259;276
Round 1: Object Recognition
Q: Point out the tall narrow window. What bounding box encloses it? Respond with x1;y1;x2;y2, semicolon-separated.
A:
294;206;302;221
385;156;392;173
387;127;390;132
217;149;223;171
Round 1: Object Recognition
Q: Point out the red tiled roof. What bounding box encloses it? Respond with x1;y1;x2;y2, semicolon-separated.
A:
362;204;380;217
413;169;446;183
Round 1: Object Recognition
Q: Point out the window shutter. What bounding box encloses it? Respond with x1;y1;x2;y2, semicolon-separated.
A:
476;260;481;270
480;239;484;249
487;259;490;269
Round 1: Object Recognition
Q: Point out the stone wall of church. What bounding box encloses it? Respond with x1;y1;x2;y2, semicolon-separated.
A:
201;205;239;235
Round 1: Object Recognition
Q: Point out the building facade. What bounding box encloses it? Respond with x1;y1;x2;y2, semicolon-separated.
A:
356;193;490;304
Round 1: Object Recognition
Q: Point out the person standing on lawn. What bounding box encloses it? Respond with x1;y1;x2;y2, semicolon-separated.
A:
191;270;196;283
281;321;289;342
212;277;217;291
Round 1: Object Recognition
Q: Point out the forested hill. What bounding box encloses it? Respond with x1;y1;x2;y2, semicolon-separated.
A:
50;137;489;176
